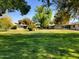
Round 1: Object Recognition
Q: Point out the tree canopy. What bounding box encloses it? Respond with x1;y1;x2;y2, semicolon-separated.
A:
54;10;70;24
33;6;52;28
39;0;79;17
0;0;31;16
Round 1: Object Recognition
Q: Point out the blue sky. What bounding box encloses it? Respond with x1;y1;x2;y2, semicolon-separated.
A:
8;0;43;22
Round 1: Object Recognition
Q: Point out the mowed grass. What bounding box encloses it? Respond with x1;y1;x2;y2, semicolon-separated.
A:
0;29;79;59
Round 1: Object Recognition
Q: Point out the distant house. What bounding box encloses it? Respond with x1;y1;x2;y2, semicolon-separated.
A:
62;23;79;30
48;24;55;29
35;22;40;28
19;24;27;29
15;23;27;29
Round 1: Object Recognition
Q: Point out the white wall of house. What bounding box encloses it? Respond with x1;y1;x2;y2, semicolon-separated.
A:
75;25;79;30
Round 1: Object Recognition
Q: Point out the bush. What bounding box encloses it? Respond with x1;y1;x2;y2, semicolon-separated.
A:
0;16;13;30
28;23;36;31
18;18;36;31
11;25;17;29
0;29;7;32
28;28;32;31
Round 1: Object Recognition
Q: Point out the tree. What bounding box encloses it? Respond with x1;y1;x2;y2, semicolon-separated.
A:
54;10;70;25
33;6;52;28
0;16;13;30
38;0;52;7
0;0;31;16
38;0;79;17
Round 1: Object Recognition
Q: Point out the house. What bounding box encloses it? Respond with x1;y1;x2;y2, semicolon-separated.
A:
15;23;27;29
35;22;40;28
62;23;79;30
19;24;27;29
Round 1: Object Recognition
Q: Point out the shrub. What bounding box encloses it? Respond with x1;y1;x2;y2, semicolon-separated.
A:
11;25;17;29
0;16;13;30
27;22;36;31
18;18;36;31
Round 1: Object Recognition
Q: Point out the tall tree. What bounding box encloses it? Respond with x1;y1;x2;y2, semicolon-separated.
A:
54;10;70;25
33;6;52;28
38;0;79;17
38;0;52;7
0;0;31;16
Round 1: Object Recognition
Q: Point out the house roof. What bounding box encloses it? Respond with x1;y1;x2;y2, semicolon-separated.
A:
62;22;79;26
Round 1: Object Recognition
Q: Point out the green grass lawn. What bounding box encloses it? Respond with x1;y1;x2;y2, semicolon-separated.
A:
0;29;79;59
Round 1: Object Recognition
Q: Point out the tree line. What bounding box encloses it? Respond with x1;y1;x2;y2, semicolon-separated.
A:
0;0;79;30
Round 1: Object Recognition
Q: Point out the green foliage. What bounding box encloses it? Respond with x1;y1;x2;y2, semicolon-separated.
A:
0;0;31;15
18;18;36;31
11;25;17;29
0;16;13;30
33;6;52;28
28;23;36;31
57;0;79;16
54;10;70;24
38;0;52;7
39;0;79;17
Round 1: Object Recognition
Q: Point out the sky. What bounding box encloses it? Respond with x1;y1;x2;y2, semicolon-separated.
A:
7;0;43;22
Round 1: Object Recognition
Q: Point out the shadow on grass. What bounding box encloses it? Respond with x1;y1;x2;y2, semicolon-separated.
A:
0;33;79;59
